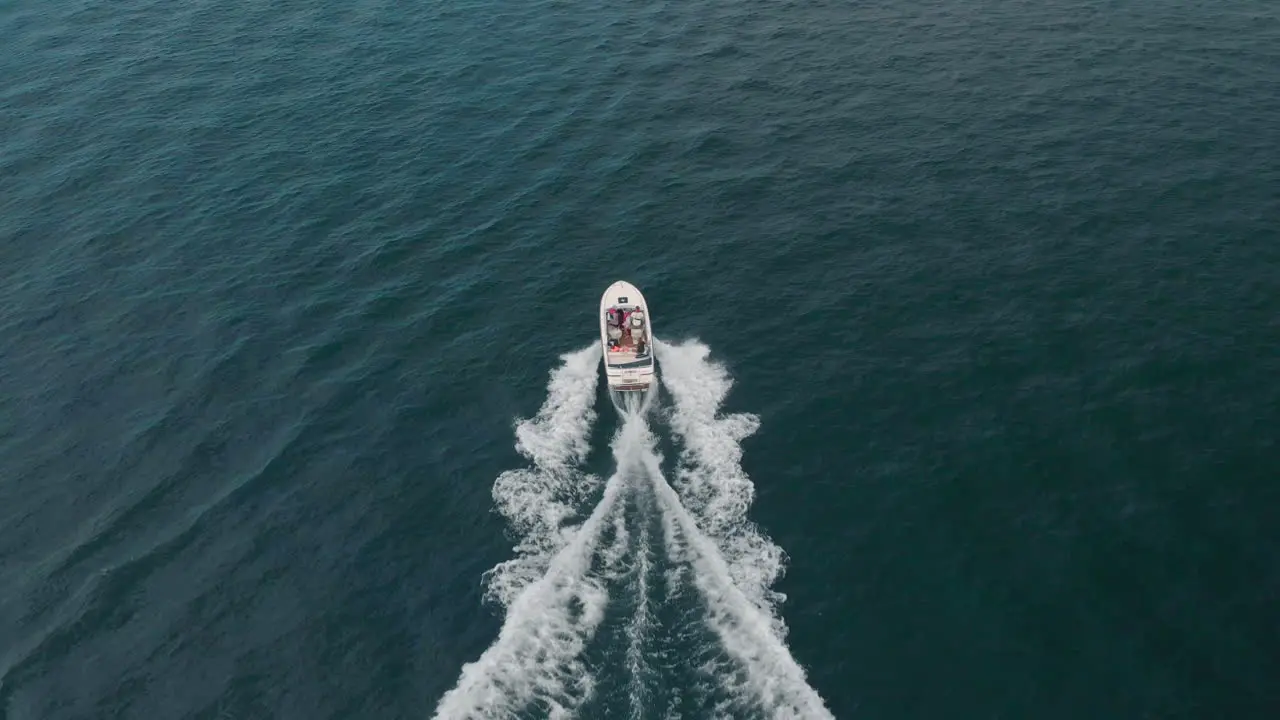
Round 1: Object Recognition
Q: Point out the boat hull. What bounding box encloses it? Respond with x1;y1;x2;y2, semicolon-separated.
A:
599;280;656;393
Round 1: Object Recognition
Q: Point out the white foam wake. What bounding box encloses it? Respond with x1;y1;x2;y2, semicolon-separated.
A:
624;521;654;720
432;350;658;720
649;452;833;719
432;344;608;719
651;338;834;719
485;344;603;606
431;472;625;719
654;339;787;629
434;338;833;719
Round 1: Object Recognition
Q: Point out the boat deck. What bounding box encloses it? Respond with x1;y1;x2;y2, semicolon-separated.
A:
606;332;651;365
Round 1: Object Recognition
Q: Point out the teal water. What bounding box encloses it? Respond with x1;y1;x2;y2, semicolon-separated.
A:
2;0;1278;718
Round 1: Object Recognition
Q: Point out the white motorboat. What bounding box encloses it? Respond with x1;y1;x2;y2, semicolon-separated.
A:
599;280;656;393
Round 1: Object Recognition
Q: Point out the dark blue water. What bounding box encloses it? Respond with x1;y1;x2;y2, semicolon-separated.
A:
3;0;1278;718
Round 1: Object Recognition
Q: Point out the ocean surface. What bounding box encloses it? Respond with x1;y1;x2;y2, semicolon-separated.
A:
2;0;1279;718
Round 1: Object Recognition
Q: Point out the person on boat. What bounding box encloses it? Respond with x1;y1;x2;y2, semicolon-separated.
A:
619;308;633;343
605;308;622;348
629;309;646;354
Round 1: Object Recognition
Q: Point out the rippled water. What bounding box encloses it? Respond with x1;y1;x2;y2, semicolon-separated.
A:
2;0;1278;718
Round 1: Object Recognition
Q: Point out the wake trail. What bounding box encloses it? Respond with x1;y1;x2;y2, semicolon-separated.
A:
434;339;833;719
624;517;654;720
653;339;785;625
485;344;603;606
432;476;625;719
648;450;833;719
433;348;660;720
650;338;835;719
433;344;612;719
